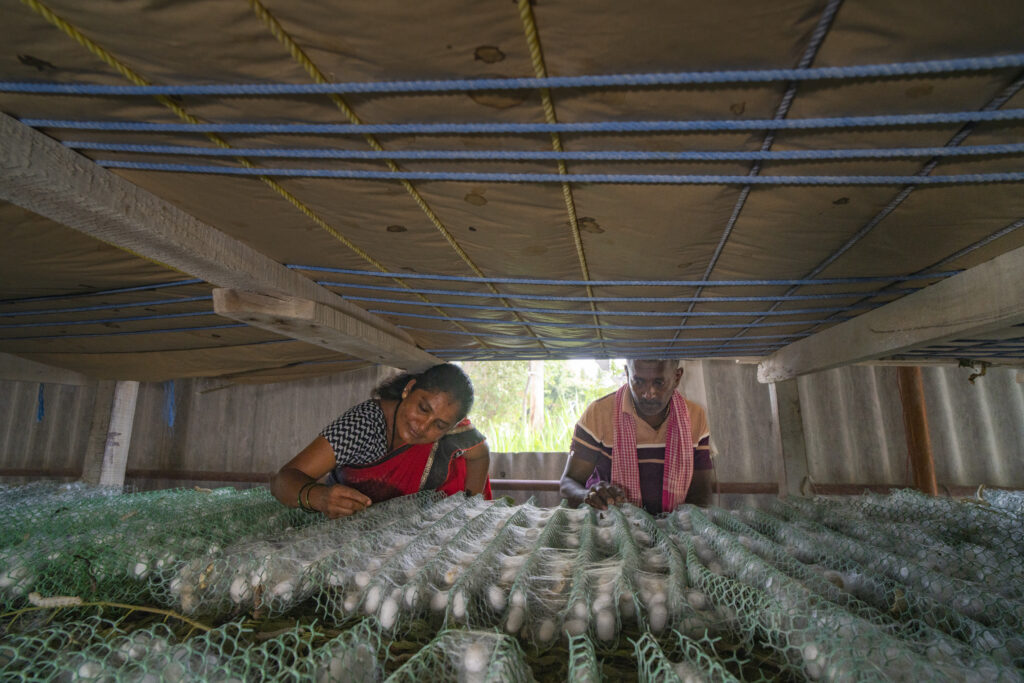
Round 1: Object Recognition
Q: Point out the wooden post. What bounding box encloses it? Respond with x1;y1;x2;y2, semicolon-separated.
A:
81;381;139;488
80;381;117;485
896;367;938;496
768;379;810;497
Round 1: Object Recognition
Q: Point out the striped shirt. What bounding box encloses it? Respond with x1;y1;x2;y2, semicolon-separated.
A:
570;390;712;514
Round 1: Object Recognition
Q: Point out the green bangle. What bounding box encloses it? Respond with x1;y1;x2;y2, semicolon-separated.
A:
297;481;316;511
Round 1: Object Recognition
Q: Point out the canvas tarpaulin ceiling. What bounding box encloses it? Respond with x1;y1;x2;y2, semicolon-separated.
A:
1;0;1022;382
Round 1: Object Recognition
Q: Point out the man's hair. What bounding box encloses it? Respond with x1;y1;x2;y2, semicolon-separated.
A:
626;359;681;371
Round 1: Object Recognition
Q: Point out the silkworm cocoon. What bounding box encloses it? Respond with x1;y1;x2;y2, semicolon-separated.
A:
229;576;249;604
505;605;525;633
537;618;557;643
595;609;616;642
364;584;383;613
591;592;612;614
563;618;587;636
404;585;420;608
343;592;359;613
463;641;490;674
571;600;588;619
685;589;707;611
133;562;150;579
354;571;372;588
673;661;703;683
430;590;449;612
379;590;400;630
76;660;104;680
647;603;668;633
509;589;526;608
487;585;506;611
451;590;467;620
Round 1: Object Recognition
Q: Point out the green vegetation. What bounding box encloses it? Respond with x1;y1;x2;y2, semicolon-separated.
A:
460;360;625;452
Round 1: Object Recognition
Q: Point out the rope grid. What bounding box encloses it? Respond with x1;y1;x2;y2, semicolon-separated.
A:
18;0;504;356
516;0;604;349
675;0;843;338
708;70;1024;355
247;0;546;353
9;0;1023;364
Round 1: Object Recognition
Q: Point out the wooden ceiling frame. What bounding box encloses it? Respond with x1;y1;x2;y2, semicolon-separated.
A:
0;112;440;375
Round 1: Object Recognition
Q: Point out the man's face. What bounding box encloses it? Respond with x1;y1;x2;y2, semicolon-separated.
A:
626;360;682;418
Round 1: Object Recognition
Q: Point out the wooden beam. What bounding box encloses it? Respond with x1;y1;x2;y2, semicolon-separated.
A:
0;353;92;385
212;289;438;371
0;112;440;372
758;242;1024;382
896;367;939;496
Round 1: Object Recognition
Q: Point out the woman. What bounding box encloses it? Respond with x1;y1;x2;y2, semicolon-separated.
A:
271;363;491;518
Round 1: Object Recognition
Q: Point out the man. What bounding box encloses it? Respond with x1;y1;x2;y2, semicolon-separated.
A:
559;359;713;513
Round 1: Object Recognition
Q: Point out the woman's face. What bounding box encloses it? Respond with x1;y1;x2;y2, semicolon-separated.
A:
395;385;462;445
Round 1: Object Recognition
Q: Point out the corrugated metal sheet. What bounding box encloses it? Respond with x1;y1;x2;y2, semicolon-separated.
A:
2;362;1022;496
0;380;96;475
701;361;1024;490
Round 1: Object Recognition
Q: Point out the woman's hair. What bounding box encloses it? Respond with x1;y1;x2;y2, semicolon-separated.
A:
374;363;475;420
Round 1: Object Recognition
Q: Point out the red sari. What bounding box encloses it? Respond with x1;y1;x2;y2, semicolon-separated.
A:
330;419;491;503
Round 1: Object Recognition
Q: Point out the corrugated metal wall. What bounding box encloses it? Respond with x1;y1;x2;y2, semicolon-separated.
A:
2;361;1021;496
0;380;97;479
699;360;1024;490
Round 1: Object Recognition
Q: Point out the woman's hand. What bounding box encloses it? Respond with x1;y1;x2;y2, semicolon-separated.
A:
583;482;627;510
308;484;372;518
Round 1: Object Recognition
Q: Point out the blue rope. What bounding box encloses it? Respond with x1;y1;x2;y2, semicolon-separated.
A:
396;325;801;345
319;280;919;303
4;54;1022;95
164;380;176;430
36;384;44;422
397;324;810;342
429;348;783;359
22;109;1024;134
0;310;218;329
0;296;212;318
0;279;203;306
375;309;849;329
294;264;959;287
344;294;869;316
93;161;1024;186
63;140;1024;162
4;323;252;341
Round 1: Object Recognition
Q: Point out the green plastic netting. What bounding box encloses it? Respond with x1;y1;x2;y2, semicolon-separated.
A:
2;482;1024;681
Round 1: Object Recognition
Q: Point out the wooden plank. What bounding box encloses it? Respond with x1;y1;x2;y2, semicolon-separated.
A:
769;379;810;497
758;242;1024;382
0;112;439;372
896;367;939;496
212;289;439;371
0;353;92;385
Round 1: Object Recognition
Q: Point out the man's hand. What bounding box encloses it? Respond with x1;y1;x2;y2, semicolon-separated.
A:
309;484;372;518
583;482;627;510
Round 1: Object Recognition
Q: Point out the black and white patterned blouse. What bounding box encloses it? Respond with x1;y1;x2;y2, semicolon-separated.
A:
319;399;389;467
